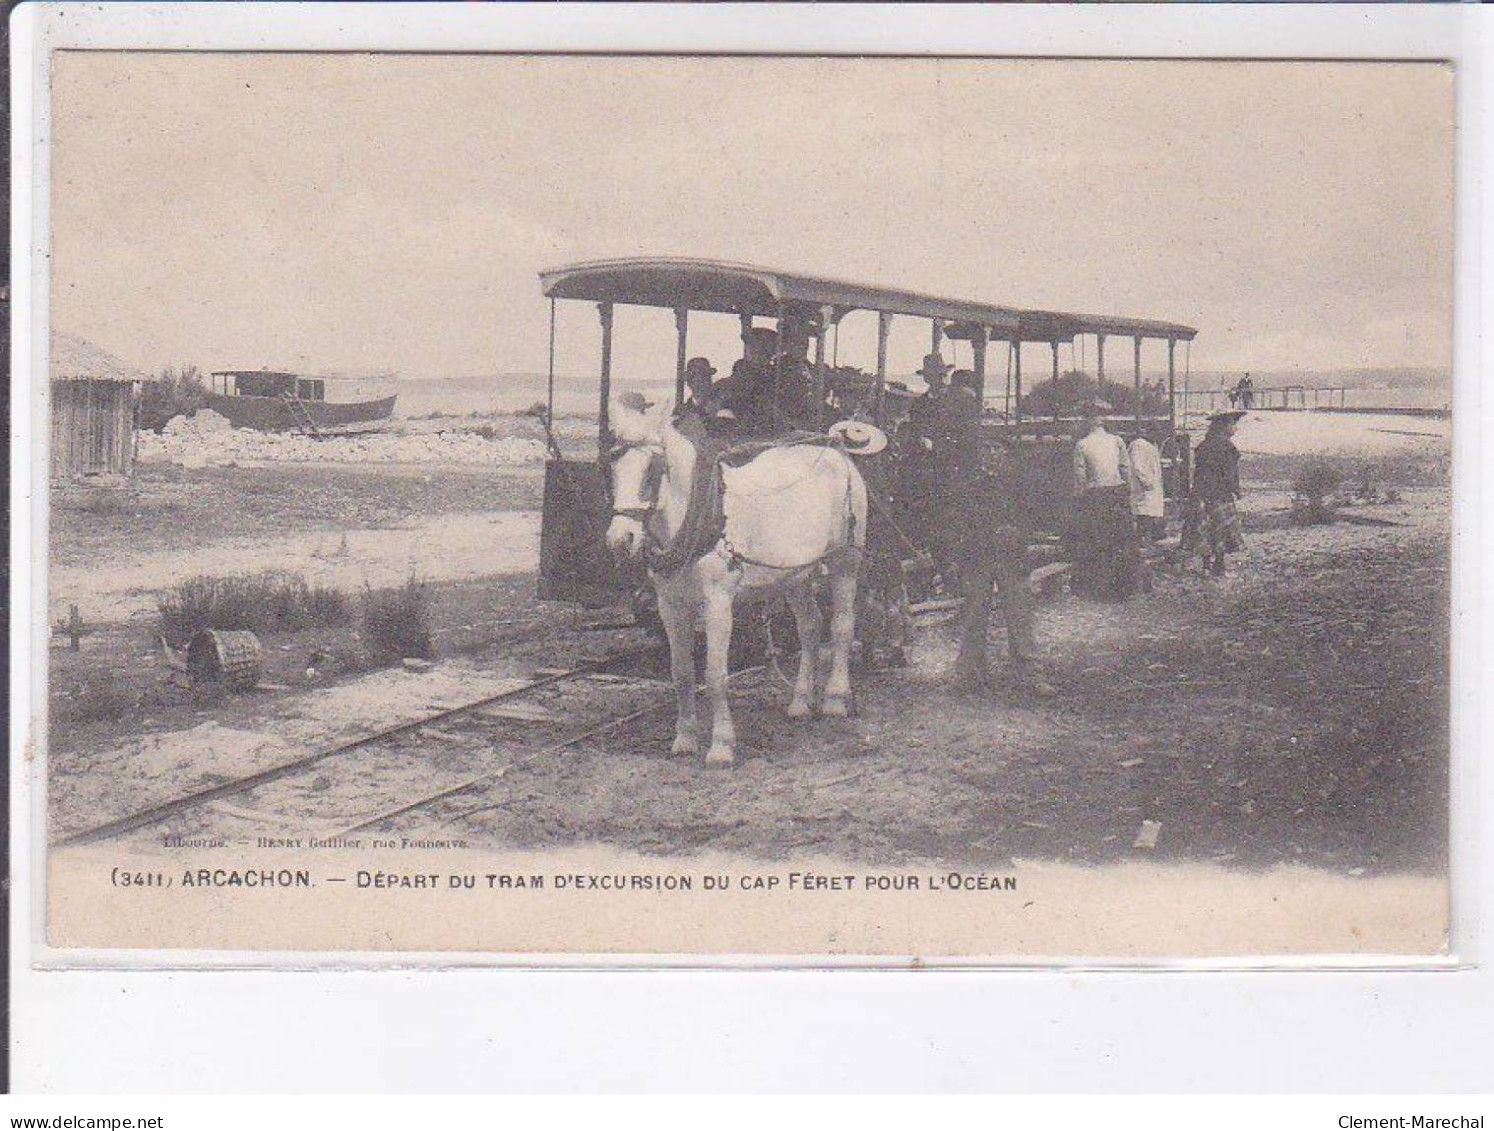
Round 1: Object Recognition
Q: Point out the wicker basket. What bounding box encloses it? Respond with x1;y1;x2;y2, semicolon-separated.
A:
187;629;262;691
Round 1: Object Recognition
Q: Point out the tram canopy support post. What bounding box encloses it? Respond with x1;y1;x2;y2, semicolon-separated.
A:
1013;339;1023;425
812;305;831;429
931;318;945;356
875;311;892;418
1167;338;1177;430
597;301;614;463
1005;342;1014;420
545;298;559;456
1134;335;1143;431
674;308;689;404
1096;333;1106;388
970;325;989;406
1048;339;1060;427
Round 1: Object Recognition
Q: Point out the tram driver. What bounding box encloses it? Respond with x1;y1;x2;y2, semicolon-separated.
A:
701;325;779;437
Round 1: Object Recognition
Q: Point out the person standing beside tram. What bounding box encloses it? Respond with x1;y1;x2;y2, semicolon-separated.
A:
1128;432;1167;544
1187;409;1247;577
939;369;1055;697
1071;402;1138;600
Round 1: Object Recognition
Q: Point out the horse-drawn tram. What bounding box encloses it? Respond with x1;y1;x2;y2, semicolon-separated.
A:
535;256;1197;607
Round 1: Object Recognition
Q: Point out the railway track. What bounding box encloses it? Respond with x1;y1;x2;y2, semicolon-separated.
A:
53;644;682;850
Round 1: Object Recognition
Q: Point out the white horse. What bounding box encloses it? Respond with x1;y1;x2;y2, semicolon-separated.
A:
605;397;868;766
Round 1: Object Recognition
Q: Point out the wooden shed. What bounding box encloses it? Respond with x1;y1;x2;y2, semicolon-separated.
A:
50;331;142;481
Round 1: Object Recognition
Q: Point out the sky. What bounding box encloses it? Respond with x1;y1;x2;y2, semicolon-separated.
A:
49;54;1453;386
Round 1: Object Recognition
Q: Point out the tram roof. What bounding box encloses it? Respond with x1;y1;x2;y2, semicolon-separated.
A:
540;257;1024;333
541;258;1196;343
1019;310;1197;343
957;309;1197;344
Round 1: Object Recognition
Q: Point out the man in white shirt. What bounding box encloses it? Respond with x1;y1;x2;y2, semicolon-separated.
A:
1071;403;1138;599
1128;434;1166;543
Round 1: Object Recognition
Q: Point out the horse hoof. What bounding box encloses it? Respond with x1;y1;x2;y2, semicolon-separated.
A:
705;745;735;767
787;698;812;719
671;735;699;757
820;696;850;718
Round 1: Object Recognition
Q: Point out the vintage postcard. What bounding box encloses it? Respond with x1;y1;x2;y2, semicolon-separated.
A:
30;52;1455;961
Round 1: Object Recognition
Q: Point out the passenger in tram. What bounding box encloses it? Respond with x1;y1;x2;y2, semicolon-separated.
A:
682;357;717;410
900;352;958;587
701;326;779;437
773;316;820;432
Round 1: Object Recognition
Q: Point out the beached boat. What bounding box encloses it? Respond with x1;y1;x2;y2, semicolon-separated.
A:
205;370;397;433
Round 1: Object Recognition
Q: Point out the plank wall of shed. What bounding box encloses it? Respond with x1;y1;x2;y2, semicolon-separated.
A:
51;380;137;479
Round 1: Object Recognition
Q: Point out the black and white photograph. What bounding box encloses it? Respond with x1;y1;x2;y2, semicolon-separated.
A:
29;50;1454;957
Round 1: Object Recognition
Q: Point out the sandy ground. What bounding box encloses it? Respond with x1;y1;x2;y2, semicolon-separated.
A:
47;492;1449;879
1224;410;1450;458
434;505;1449;877
40;410;1453;960
50;508;541;624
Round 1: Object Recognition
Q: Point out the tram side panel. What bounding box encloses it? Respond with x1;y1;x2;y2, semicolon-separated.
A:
538;458;637;607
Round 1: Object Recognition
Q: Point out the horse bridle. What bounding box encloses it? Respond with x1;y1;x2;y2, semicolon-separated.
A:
607;440;666;525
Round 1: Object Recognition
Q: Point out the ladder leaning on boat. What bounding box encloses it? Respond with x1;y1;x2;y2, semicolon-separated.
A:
279;390;322;439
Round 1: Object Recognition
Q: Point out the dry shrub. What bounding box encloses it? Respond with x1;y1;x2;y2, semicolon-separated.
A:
158;572;350;645
60;681;138;725
1291;459;1343;526
1348;452;1446;502
361;576;434;664
76;490;132;517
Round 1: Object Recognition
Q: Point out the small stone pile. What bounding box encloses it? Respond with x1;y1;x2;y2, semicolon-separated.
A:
138;410;548;468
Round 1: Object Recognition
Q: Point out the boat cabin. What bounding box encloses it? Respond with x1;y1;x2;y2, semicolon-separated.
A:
211;370;326;402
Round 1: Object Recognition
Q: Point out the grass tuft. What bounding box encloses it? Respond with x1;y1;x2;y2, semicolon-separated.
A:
361;575;434;664
157;572;350;645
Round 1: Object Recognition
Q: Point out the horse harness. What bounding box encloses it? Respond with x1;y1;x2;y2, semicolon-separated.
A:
609;435;860;577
